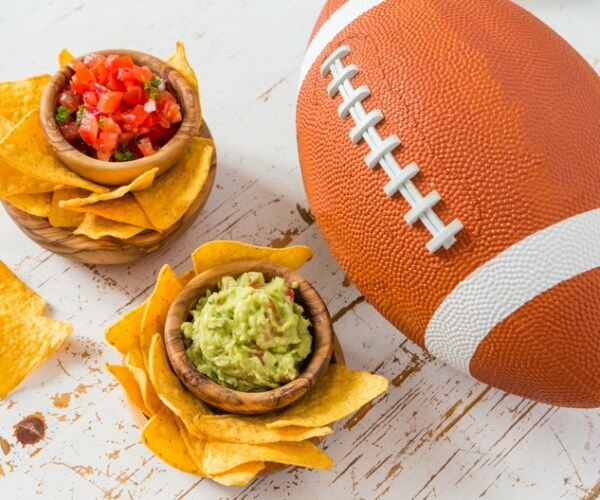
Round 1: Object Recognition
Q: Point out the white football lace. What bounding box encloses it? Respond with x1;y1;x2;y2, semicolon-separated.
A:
320;45;463;252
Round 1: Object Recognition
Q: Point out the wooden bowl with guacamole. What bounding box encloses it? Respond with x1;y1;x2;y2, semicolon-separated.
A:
164;260;335;414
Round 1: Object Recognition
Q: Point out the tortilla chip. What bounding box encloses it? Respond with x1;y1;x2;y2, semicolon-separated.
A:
0;314;72;398
62;194;156;229
148;334;211;422
167;42;201;125
0;261;46;316
210;462;265;486
141;406;200;475
0;75;50;123
74;214;145;240
105;363;149;416
190;414;332;444
267;364;388;428
139;266;183;369
58;48;76;67
133;137;213;230
191;240;313;274
202;440;333;475
0;110;108;193
0;115;13;139
59;168;158;209
104;301;145;355
177;269;196;287
0;160;57;197
48;188;88;228
176;417;207;474
125;348;163;416
4;192;52;217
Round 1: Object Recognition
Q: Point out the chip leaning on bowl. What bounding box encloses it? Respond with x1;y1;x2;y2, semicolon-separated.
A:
104;241;389;486
0;42;213;242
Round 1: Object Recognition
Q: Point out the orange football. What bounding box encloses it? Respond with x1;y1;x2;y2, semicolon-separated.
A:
297;0;600;407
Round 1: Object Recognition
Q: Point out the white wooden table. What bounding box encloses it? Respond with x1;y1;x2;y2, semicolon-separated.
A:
0;1;598;498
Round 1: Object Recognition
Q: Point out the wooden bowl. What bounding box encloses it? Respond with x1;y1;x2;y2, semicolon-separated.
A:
164;260;335;414
39;49;199;186
2;121;216;265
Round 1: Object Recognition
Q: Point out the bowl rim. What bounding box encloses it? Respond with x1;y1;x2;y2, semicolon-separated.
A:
39;48;199;184
164;259;335;414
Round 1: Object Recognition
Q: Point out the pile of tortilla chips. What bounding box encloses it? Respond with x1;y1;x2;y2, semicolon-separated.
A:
0;261;72;398
104;241;388;486
0;43;213;240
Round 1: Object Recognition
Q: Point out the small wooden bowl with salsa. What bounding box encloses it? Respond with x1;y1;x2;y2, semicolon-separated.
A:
40;49;199;186
164;260;337;415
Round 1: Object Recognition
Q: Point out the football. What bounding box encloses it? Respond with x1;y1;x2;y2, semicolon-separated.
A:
297;0;600;407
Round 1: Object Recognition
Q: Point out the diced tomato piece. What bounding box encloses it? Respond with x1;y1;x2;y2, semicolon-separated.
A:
78;112;99;146
83;53;106;67
118;131;136;144
57;90;81;112
155;90;176;108
106;73;126;92
68;59;87;72
107;55;134;71
97;91;123;114
101;116;122;135
95;131;119;159
83;91;98;108
123;86;143;105
138;137;156;157
59;120;79;142
161;100;182;124
131;65;153;83
117;67;133;83
124;104;149;125
91;62;109;85
70;67;95;93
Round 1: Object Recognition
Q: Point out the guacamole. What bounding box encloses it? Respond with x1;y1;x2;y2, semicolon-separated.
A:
181;271;312;392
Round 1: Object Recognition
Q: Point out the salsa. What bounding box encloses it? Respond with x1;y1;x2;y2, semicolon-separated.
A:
181;272;312;392
55;53;182;161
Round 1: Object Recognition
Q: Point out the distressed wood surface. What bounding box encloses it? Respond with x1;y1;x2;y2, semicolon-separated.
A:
0;1;598;498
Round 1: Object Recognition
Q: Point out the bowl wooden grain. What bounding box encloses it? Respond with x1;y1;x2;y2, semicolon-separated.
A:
164;260;335;414
39;49;200;186
2;121;216;265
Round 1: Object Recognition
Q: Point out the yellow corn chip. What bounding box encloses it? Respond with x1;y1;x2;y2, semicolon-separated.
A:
4;192;52;217
62;194;156;229
177;269;196;287
104;301;146;355
191;240;313;274
267;364;388;428
58;48;76;67
210;462;265;486
202;440;333;476
105;363;150;416
176;416;207;474
59;168;158;209
133;137;213;230
148;334;211;422
139;265;183;370
0;110;108;193
190;414;332;444
0;115;14;139
141;406;200;475
0;75;50;123
166;42;201;126
74;214;145;240
125;348;163;416
0;153;57;197
48;188;88;228
0;314;72;398
0;261;46;316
